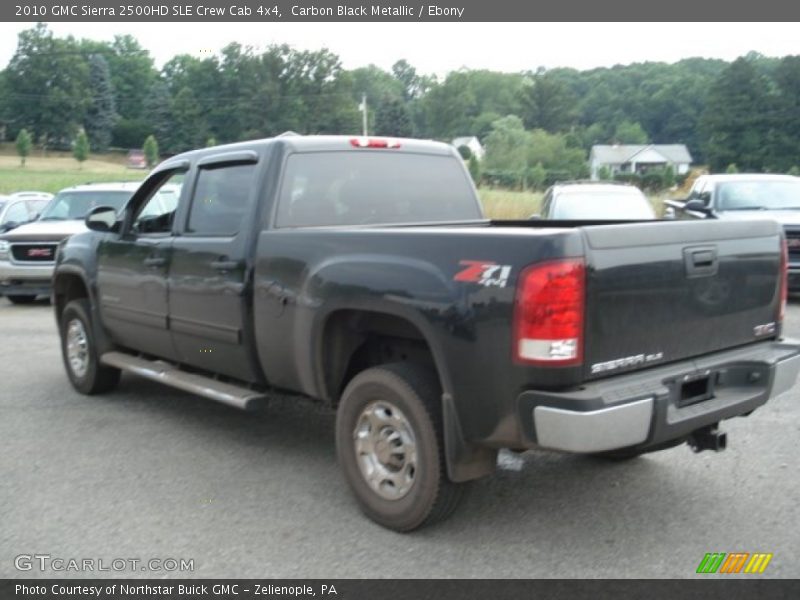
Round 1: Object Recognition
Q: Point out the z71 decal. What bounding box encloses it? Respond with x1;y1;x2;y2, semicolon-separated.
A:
454;260;512;288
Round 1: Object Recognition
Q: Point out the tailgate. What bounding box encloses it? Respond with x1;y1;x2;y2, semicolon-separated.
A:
582;219;783;380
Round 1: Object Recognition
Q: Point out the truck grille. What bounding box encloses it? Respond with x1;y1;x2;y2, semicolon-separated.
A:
10;243;58;263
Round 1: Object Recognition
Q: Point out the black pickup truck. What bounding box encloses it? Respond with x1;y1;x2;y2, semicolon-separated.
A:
53;135;800;531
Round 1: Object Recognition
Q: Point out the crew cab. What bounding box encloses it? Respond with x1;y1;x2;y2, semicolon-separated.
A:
53;136;800;531
665;174;800;289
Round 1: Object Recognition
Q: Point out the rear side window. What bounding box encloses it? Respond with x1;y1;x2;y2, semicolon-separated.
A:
276;151;481;227
187;164;257;236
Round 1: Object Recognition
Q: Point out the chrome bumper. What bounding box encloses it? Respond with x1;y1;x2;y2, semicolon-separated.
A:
523;339;800;454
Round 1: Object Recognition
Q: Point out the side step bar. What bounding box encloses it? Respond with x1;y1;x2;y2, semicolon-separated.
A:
100;351;266;411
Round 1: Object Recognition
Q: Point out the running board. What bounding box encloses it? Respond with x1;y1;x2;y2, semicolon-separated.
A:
100;351;266;411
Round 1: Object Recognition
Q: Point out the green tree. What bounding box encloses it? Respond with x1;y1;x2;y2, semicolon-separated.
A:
84;54;117;152
520;70;578;133
789;166;800;176
5;24;91;150
169;86;207;152
528;162;547;190
143;80;172;149
484;115;530;188
703;57;770;172
206;136;217;147
663;165;676;188
73;129;90;167
597;165;612;181
374;95;413;137
468;155;481;183
15;128;32;166
726;163;739;174
143;135;159;168
613;120;648;144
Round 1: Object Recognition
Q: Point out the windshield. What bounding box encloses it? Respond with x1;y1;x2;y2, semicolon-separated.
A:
39;190;133;221
276;151;482;227
717;180;800;211
552;191;656;220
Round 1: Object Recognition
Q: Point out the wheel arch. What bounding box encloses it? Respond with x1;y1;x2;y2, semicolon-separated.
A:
317;304;496;482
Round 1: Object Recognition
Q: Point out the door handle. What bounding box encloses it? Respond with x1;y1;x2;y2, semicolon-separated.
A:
143;256;166;268
210;259;240;272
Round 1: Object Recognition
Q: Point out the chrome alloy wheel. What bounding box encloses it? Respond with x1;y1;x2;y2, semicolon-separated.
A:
66;318;90;379
353;401;418;500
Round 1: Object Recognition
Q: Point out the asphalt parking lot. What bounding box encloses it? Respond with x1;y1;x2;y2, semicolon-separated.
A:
1;297;799;579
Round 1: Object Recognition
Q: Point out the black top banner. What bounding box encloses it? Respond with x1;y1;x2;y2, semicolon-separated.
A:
4;0;800;21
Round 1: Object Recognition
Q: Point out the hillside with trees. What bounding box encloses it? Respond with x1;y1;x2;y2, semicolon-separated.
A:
2;24;799;187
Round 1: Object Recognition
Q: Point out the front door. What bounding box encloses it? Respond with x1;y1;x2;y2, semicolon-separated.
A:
97;170;186;359
168;155;261;382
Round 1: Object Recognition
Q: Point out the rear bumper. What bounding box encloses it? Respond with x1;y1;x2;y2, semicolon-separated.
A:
517;339;800;453
0;259;53;296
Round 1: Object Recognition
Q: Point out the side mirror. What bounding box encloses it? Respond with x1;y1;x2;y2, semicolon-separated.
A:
684;199;710;214
663;206;676;220
85;205;119;233
529;213;541;220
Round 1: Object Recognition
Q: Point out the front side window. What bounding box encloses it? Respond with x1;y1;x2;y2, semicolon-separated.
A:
133;172;186;235
187;164;257;236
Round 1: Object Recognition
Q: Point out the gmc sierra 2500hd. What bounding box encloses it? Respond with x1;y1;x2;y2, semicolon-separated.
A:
53;135;800;531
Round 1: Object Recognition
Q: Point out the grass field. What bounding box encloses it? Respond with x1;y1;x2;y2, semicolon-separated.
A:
0;155;146;194
479;187;669;219
479;189;543;219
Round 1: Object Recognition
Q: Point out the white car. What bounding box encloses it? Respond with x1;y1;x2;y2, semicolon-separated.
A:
0;182;142;303
0;193;53;233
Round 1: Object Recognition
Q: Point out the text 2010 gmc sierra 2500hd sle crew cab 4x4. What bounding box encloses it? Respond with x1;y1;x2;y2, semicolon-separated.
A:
53;135;800;531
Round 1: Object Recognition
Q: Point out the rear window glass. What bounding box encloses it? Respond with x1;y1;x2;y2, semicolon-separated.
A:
276;151;481;227
553;191;655;220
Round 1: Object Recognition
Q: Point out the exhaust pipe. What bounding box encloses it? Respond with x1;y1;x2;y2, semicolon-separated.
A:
688;425;727;453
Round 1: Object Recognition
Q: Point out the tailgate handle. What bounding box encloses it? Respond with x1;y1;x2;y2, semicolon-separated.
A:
684;246;718;278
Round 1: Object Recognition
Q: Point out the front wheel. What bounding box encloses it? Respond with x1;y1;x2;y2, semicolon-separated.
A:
336;363;466;532
60;299;120;395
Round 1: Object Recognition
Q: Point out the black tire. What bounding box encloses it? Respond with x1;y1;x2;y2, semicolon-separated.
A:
336;362;466;532
60;298;120;395
6;294;37;305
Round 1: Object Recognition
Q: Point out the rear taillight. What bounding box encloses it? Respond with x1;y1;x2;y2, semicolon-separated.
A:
780;238;788;322
513;258;585;366
349;137;401;149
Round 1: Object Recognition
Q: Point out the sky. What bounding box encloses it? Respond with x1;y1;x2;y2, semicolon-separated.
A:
0;22;799;75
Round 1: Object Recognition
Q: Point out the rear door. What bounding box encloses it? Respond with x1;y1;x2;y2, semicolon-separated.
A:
582;219;783;380
167;151;262;382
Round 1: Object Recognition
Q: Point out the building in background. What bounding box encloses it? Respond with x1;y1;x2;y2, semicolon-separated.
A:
590;144;692;179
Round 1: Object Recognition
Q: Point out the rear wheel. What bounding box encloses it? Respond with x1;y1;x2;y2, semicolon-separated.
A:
60;299;120;394
336;362;465;531
6;294;37;305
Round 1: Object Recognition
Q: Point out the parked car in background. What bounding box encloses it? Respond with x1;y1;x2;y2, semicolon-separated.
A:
9;191;54;202
126;149;147;169
0;182;141;303
536;181;658;220
665;174;800;289
0;193;53;233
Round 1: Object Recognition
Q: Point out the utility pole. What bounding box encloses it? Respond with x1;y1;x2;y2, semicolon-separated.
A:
359;93;368;136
